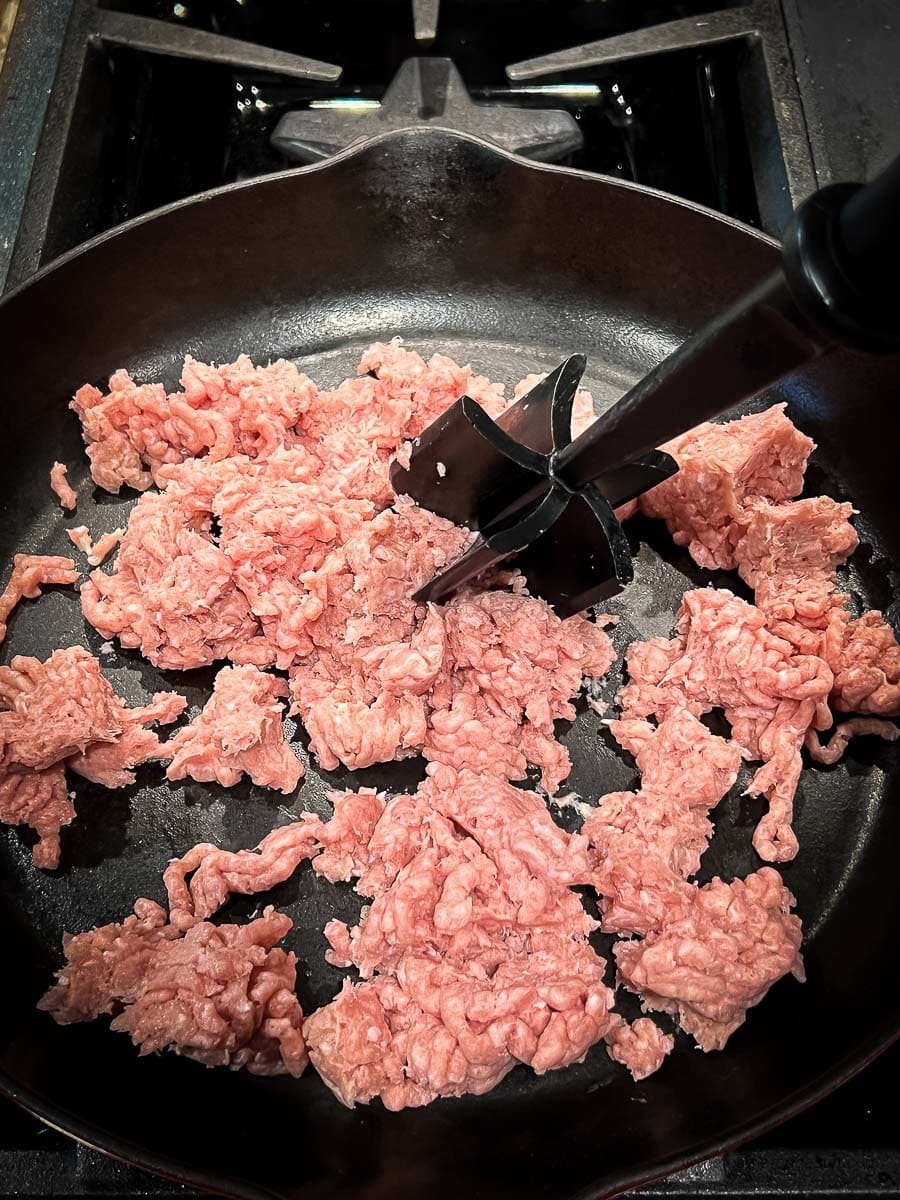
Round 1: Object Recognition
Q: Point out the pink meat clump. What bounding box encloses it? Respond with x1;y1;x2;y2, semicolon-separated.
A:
159;765;621;1106
287;499;470;770
39;900;307;1077
355;339;507;438
639;403;900;723
76;343;616;780
583;710;742;935
0;646;184;866
166;665;302;793
66;525;124;567
0;767;73;871
614;868;804;1052
293;341;506;510
331;766;595;972
49;462;78;510
1;647;130;767
164;818;324;922
304;765;618;1108
619;588;834;863
305;932;614;1110
66;526;92;557
605;1018;674;1081
289;500;613;785
0;554;78;644
160;785;382;923
69;691;187;788
425;590;615;793
733;496;858;652
585;700;803;1055
71;356;318;492
81;449;375;671
72;339;506;504
583;700;804;1058
804;716;899;764
312;787;386;884
79;463;260;671
640;404;814;569
733;496;900;719
827;610;900;716
77;340;511;674
209;451;376;669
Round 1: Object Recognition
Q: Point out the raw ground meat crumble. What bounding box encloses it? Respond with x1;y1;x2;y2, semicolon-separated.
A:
49;462;78;510
1;646;185;866
165;664;302;793
584;709;743;936
67;524;124;567
2;341;893;1107
38;901;307;1076
619;587;834;864
641;405;900;722
0;554;79;645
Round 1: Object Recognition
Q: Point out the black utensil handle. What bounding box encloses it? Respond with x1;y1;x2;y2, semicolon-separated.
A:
782;152;900;353
840;152;900;285
553;269;822;491
555;153;900;492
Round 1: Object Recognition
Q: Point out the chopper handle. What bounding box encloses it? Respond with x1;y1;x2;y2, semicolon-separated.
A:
781;150;900;355
552;152;900;494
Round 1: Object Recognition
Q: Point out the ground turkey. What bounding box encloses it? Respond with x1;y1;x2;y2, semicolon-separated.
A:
640;404;900;721
39;901;307;1076
37;343;899;1104
165;665;302;793
0;646;184;866
614;868;803;1052
0;554;78;645
584;710;742;935
639;404;814;569
619;588;834;863
304;766;619;1108
605;1018;675;1081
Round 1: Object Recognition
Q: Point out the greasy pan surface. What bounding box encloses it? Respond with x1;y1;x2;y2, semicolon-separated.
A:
0;130;899;1200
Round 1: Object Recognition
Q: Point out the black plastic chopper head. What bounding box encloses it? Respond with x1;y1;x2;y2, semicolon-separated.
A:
388;355;678;617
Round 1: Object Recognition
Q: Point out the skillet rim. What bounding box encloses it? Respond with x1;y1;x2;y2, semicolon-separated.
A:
3;1027;897;1200
1;123;896;1200
1;124;783;316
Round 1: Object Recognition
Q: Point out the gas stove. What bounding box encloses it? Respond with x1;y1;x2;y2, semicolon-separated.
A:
0;1;898;1196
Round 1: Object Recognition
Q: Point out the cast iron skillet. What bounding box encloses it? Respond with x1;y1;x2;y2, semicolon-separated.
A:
0;128;899;1200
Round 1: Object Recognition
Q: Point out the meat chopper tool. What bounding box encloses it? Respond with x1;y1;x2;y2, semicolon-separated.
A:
391;153;900;617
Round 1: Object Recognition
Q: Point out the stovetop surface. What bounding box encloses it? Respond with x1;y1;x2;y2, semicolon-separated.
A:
0;1;897;1196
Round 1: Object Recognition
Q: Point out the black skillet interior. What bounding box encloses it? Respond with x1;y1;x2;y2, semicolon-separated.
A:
1;129;899;1200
